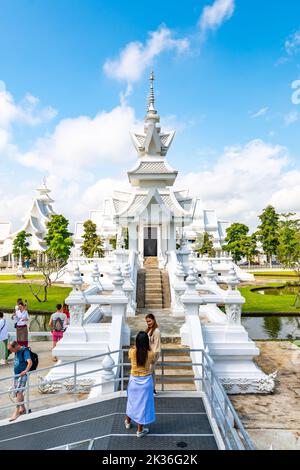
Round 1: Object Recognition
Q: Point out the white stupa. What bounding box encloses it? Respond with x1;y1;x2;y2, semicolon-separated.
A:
0;179;56;265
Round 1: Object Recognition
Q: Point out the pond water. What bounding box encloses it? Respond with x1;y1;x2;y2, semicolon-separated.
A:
255;285;300;296
5;311;300;342
242;316;300;340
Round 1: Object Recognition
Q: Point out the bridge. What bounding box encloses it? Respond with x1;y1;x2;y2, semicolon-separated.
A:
0;348;254;451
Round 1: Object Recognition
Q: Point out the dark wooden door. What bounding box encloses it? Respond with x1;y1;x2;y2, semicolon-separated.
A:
143;227;158;257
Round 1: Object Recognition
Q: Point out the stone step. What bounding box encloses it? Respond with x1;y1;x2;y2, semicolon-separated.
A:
145;304;163;309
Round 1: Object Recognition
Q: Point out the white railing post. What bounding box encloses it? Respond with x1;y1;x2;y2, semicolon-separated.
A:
122;262;135;317
172;262;186;317
100;351;116;394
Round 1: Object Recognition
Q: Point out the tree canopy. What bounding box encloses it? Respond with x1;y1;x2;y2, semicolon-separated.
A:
195;232;216;257
12;231;32;260
45;214;73;262
276;213;300;268
81;219;104;258
257;206;280;263
223;223;250;263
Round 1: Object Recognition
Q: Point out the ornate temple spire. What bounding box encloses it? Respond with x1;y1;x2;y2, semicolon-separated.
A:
36;176;54;203
129;70;175;158
147;71;157;115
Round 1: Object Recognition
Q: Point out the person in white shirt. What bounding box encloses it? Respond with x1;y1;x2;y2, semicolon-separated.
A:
12;302;29;347
0;312;9;365
49;304;67;362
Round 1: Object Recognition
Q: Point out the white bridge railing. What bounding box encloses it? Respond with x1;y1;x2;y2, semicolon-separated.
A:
0;348;254;450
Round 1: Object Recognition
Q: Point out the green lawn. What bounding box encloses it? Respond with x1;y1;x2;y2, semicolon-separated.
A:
0;274;43;280
251;271;297;278
0;283;72;312
239;283;300;314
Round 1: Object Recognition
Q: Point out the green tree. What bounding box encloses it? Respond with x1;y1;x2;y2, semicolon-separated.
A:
12;230;32;260
29;215;73;303
81;220;104;258
109;235;117;250
257;206;280;265
276;213;300;268
195;232;216;257
223;223;250;263
45;214;73;262
244;233;259;265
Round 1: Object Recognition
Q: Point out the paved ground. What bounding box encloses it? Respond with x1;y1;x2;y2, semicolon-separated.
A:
0;396;217;450
127;309;185;343
0;341;87;421
231;341;300;450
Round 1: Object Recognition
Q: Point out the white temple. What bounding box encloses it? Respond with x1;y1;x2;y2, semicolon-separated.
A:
0;180;55;266
73;73;228;258
46;73;274;398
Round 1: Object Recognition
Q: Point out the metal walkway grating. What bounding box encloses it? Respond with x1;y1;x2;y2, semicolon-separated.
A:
0;397;218;450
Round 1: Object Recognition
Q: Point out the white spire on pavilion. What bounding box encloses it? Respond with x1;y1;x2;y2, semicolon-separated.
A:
4;178;56;254
130;71;175;158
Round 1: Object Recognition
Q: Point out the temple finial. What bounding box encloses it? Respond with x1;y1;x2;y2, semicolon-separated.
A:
147;70;157;114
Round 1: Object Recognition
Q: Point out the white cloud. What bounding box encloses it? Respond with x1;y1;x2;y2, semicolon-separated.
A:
250;107;269;119
284;110;299;125
199;0;235;35
103;26;189;83
177;139;293;228
0;83;57;129
285;30;300;56
18;104;140;178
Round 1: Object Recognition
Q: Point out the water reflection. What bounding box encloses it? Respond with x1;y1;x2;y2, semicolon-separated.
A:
255;285;300;296
242;316;300;340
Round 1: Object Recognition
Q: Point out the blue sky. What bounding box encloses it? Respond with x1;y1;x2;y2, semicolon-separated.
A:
0;0;300;229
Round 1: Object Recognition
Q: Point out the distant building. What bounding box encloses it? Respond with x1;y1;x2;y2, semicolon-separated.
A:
0;180;55;267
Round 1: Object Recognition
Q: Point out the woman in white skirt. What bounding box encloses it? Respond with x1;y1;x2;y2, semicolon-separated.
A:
125;331;156;437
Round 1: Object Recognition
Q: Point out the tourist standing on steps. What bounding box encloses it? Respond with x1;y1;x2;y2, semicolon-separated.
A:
13;302;29;347
145;313;161;395
125;331;156;437
8;340;32;422
49;304;67;362
0;312;9;365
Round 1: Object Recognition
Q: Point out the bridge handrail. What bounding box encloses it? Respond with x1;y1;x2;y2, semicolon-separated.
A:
0;347;254;450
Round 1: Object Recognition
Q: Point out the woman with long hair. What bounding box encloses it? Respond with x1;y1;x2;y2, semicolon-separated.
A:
125;331;156;437
145;313;161;395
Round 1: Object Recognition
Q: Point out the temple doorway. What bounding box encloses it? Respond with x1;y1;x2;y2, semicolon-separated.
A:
143;227;158;257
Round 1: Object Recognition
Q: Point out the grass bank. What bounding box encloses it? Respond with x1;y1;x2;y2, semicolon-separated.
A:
0;274;43;281
0;283;72;312
251;271;297;278
239;282;300;314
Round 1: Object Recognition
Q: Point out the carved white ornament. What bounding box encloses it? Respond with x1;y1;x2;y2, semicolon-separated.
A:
220;371;277;394
225;304;242;325
69;304;85;326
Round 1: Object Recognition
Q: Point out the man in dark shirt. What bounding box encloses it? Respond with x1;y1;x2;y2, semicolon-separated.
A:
8;341;32;422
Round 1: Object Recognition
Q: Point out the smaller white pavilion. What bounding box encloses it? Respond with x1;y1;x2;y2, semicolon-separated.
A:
0;179;56;267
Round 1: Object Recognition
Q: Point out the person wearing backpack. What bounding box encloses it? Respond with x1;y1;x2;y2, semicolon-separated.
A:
7;340;33;422
49;304;67;362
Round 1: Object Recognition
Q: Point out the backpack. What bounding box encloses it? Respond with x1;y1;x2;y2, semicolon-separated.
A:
53;316;64;332
22;347;39;371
